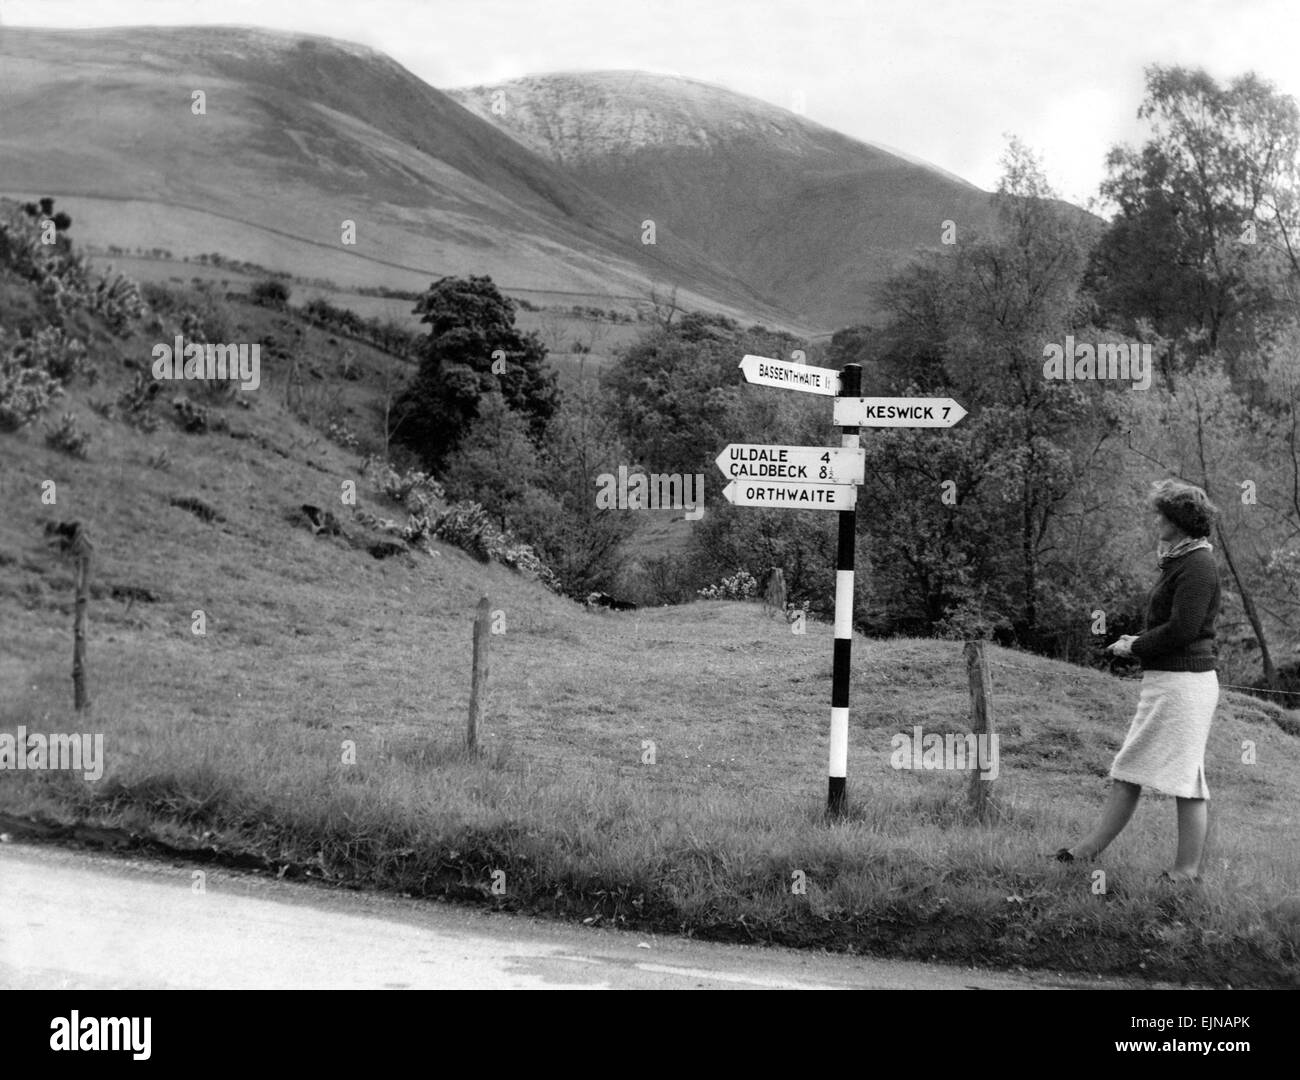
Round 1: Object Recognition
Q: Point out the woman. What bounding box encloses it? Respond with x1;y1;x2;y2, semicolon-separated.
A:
1057;479;1222;882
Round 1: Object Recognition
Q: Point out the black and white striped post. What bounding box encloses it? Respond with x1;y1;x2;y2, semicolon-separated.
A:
827;363;861;817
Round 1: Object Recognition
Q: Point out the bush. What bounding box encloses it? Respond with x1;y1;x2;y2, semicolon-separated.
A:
0;348;62;430
432;501;494;561
172;395;228;434
116;372;160;432
44;412;90;458
251;278;291;308
431;501;560;591
87;270;147;333
0;201;146;334
326;418;359;450
697;570;759;601
141;284;234;345
362;457;445;515
14;326;88;382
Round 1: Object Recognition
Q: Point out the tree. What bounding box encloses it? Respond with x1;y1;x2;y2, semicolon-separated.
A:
1085;66;1300;371
392;275;559;471
442;391;546;533
865;137;1106;647
602;311;803;478
523;379;638;597
646;282;682;330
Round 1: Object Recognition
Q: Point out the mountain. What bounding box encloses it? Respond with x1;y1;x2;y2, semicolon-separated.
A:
0;26;1007;335
446;71;1000;329
0;26;785;328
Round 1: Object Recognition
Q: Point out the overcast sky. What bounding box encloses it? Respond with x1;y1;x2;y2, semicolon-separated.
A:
5;0;1299;206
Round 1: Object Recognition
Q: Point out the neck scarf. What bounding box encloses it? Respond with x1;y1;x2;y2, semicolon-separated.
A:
1158;536;1212;569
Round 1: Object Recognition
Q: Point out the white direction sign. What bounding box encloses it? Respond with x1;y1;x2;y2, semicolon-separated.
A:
739;354;840;396
716;444;866;485
722;479;857;511
833;397;968;428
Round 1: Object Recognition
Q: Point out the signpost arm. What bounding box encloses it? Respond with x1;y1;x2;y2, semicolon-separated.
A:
828;363;861;817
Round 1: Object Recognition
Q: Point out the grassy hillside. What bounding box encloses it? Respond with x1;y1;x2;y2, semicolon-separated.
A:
2;207;1298;987
0;27;800;334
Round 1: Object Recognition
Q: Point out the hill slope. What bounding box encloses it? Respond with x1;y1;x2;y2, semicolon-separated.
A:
0;26;788;329
447;71;1000;328
2;203;1298;986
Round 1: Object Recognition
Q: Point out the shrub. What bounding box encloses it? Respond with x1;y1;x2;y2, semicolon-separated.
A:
172;395;213;433
44;412;90;458
116;372;161;432
326;418;359;450
697;570;759;601
88;270;147;333
14;326;88;382
0;348;62;430
431;500;560;591
432;501;494;561
0;202;146;333
362;457;445;515
251;278;291;308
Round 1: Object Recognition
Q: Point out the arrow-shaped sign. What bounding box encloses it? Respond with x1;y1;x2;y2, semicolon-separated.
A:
833;397;968;428
722;479;857;511
739;354;841;396
716;444;866;485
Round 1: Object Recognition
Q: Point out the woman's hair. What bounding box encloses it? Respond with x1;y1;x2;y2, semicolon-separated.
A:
1147;479;1218;538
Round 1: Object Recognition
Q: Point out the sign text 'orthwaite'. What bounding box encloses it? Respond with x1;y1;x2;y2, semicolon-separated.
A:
715;444;866;485
721;479;856;511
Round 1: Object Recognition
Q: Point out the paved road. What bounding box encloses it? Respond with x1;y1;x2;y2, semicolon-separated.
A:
0;841;1152;990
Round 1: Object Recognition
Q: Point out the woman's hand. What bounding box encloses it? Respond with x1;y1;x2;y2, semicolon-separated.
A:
1108;635;1139;658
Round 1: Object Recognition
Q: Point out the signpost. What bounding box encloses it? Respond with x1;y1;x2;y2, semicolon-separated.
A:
721;479;856;511
715;444;866;485
826;365;861;817
726;355;968;817
739;354;841;395
833;397;968;428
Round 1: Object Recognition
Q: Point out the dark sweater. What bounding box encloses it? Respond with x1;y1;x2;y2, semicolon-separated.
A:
1130;547;1220;672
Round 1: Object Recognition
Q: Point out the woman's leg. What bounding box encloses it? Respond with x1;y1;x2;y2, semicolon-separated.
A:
1070;780;1142;859
1171;797;1208;879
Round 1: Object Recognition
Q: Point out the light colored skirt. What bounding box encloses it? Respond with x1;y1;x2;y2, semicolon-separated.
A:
1109;669;1219;799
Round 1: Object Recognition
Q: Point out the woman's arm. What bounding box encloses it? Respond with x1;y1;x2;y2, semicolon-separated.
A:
1130;556;1217;660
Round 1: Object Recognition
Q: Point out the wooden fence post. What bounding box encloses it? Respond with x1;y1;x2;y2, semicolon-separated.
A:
467;595;491;751
762;568;786;618
69;525;94;712
964;639;995;818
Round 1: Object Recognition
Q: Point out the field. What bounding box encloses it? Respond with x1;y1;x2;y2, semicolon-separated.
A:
2;283;1298;987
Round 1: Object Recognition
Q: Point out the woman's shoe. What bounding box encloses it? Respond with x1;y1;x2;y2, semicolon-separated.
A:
1053;846;1098;864
1054;847;1097;863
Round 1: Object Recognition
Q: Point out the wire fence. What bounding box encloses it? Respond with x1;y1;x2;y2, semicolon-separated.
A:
986;656;1298;702
448;619;1297;810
